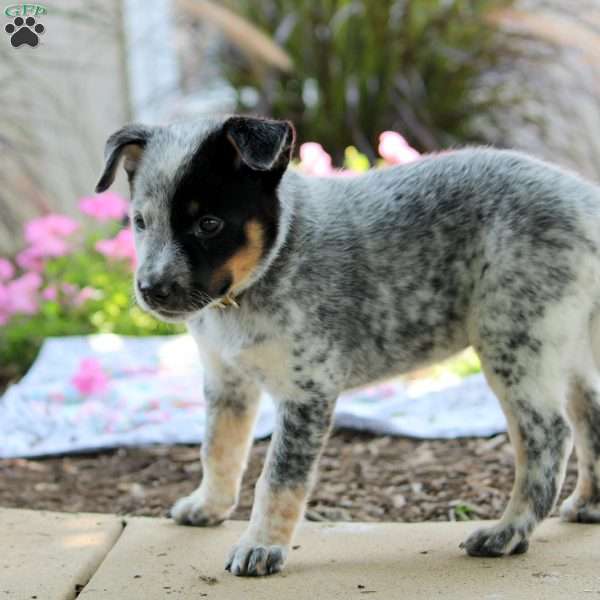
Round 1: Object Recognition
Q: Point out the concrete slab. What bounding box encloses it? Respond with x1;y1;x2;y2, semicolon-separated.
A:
0;508;123;600
79;517;600;600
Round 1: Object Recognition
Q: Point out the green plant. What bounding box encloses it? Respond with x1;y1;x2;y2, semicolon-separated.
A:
0;198;180;384
1;253;175;379
223;0;524;161
452;502;478;521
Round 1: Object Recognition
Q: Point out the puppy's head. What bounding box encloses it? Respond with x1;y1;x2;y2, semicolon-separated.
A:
96;115;295;322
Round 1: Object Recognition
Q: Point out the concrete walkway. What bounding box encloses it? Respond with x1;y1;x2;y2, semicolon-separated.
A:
1;508;599;599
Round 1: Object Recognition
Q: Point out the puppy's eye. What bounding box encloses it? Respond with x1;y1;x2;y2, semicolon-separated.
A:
134;214;145;231
195;216;223;238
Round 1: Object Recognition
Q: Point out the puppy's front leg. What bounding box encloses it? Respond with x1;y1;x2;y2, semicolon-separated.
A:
226;395;335;576
171;358;260;526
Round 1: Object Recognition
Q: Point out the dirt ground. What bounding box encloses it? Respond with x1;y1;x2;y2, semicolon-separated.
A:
0;429;578;523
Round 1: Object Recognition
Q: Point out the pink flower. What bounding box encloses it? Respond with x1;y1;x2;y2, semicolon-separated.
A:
4;272;42;316
71;358;109;396
96;228;136;268
79;192;128;222
16;237;70;272
73;286;100;307
299;142;334;176
42;286;58;301
61;282;77;296
27;236;69;259
378;131;420;165
24;214;78;244
0;284;10;325
0;258;14;282
19;214;78;271
16;247;45;272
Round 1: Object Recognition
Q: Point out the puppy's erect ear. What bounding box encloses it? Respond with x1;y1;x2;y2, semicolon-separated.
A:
223;116;295;172
95;124;156;193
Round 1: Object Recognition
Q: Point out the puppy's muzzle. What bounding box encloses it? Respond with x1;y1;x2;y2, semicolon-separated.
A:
137;277;182;309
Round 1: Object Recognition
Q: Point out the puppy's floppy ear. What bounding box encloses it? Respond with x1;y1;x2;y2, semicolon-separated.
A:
224;116;295;172
95;124;156;193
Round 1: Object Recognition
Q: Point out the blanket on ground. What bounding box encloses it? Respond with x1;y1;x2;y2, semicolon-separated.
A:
0;335;506;458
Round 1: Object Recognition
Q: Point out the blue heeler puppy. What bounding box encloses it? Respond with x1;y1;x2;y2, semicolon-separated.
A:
97;115;600;576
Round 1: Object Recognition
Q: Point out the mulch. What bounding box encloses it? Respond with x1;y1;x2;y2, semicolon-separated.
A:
0;429;578;522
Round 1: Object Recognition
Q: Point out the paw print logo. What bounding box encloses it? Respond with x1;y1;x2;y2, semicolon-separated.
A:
5;16;45;48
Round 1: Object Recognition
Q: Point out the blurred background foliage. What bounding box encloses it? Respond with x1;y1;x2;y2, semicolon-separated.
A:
0;253;174;383
219;0;532;161
0;212;179;387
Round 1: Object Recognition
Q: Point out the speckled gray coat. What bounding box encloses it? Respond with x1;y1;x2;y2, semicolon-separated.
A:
97;116;600;577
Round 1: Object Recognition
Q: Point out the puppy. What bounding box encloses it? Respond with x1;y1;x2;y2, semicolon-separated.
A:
97;115;600;576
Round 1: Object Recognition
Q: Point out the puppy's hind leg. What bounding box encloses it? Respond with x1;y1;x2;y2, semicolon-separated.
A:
561;375;600;523
462;349;572;557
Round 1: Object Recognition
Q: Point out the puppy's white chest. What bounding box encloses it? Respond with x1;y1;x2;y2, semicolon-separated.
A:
237;340;292;388
192;311;292;393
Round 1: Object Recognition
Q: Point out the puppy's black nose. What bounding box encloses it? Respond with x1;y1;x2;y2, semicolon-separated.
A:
138;278;174;303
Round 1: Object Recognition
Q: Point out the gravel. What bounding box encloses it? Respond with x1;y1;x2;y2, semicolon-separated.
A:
0;429;578;522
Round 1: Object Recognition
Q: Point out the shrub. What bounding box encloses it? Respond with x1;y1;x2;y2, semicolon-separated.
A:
0;193;178;382
223;0;521;161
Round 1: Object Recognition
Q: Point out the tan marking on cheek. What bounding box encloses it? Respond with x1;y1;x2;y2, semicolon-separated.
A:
252;481;307;545
212;220;264;295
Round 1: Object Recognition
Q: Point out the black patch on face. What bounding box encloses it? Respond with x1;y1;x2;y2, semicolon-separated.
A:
168;127;284;298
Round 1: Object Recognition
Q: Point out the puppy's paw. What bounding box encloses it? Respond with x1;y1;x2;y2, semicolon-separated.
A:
225;540;287;577
460;524;529;557
170;492;232;527
560;495;600;523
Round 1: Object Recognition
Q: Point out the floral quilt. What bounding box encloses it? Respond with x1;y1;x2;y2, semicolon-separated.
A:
0;334;507;458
